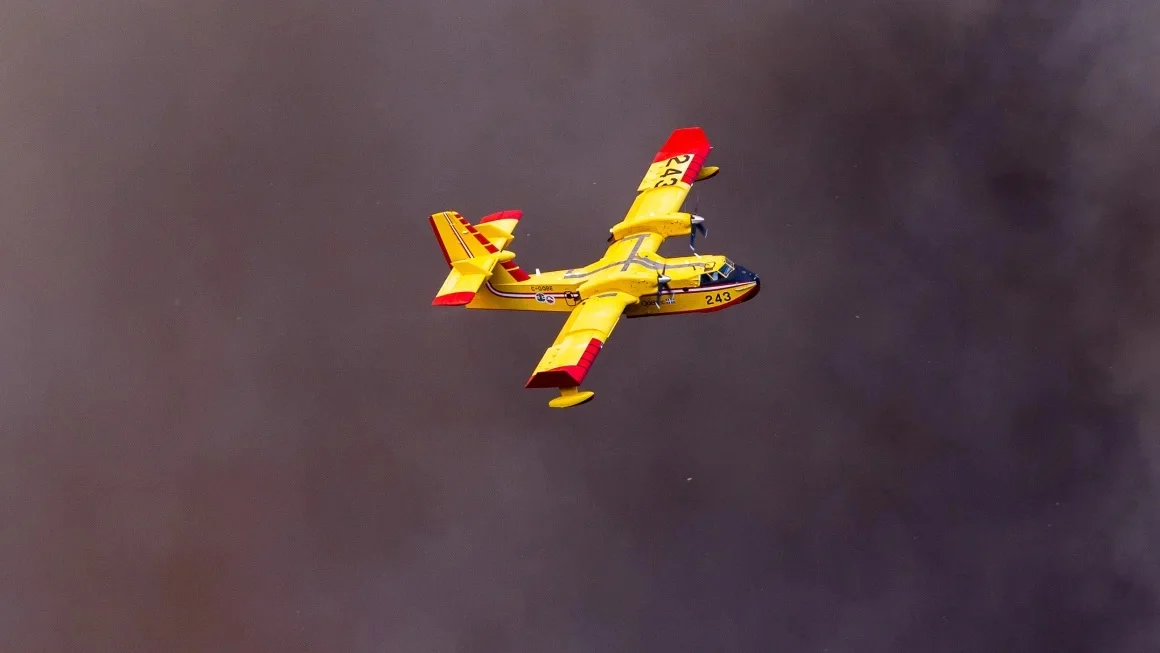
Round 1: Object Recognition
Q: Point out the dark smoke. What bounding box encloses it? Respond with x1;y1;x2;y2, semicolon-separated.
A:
2;0;1158;651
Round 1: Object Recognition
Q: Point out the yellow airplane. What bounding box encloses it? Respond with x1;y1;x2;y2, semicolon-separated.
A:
428;127;760;408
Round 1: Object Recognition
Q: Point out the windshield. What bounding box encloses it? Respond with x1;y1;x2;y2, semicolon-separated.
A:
701;259;735;285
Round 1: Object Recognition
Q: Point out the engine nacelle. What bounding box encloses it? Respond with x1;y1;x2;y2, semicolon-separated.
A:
608;212;703;242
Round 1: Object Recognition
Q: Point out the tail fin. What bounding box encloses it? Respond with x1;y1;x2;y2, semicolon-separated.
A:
429;210;530;306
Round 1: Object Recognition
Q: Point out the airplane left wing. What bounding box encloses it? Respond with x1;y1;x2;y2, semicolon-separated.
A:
525;291;638;390
620;127;713;228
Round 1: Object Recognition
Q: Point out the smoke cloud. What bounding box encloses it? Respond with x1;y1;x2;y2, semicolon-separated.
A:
1;0;1158;650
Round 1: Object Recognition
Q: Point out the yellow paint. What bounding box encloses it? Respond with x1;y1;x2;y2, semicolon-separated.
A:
428;127;760;407
637;154;696;191
695;165;720;181
548;388;595;408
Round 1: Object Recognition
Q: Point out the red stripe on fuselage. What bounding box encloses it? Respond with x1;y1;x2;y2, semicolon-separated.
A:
626;281;760;318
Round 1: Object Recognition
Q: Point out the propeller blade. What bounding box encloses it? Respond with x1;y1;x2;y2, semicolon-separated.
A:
655;265;671;307
690;216;707;252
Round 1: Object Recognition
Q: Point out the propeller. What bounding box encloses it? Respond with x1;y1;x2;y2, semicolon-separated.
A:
655;264;672;308
689;214;708;253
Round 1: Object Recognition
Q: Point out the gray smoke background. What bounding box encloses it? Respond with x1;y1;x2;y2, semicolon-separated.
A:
2;0;1159;650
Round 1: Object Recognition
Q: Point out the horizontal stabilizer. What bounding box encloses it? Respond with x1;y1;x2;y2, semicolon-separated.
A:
429;209;531;287
431;250;515;307
476;210;522;248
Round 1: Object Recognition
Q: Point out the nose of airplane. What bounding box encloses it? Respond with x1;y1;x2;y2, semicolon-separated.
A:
726;263;760;301
726;263;759;283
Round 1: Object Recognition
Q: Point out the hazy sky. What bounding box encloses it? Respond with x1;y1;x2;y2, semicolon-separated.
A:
2;1;1158;651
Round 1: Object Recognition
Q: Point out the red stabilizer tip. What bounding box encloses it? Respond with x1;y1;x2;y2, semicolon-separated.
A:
480;210;523;223
432;292;474;306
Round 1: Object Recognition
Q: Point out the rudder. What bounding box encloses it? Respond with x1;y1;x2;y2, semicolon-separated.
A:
429;211;497;263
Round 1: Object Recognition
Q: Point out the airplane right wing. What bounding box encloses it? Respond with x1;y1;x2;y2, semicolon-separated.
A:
525;291;638;389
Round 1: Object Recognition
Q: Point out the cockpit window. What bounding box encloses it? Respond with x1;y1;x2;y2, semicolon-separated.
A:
701;259;735;285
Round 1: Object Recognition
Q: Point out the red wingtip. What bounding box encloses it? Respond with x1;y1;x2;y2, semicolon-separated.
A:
525;367;586;388
653;127;711;162
432;291;475;306
524;339;603;388
652;127;712;184
480;210;523;224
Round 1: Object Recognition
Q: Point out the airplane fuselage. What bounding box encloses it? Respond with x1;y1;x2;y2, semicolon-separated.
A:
430;126;759;407
465;231;760;317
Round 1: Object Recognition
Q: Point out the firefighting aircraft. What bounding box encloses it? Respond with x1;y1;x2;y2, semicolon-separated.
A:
428;127;759;408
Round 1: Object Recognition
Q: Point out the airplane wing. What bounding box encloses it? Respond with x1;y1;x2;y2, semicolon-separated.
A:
620;127;713;227
525;291;638;389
